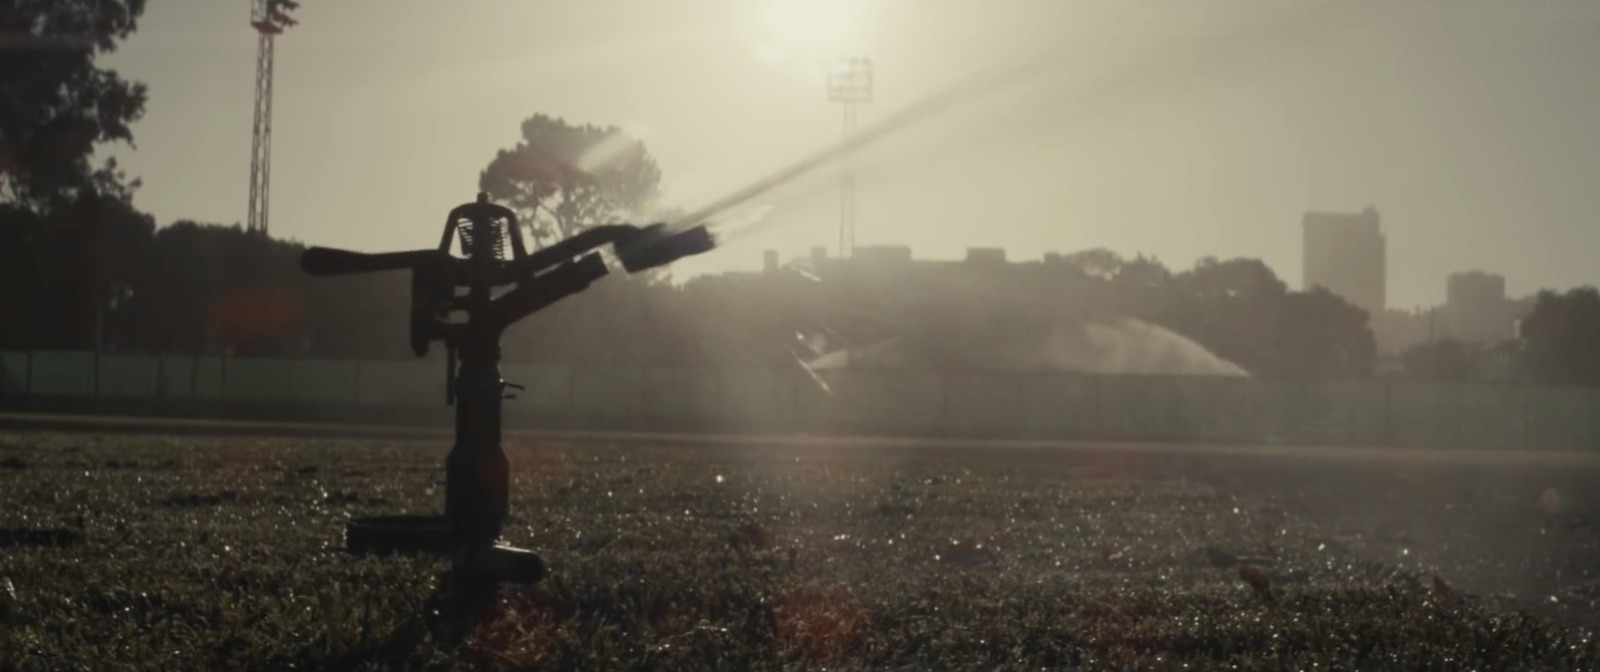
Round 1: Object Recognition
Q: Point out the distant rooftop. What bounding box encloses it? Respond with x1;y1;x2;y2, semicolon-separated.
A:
1304;205;1379;219
1303;206;1382;235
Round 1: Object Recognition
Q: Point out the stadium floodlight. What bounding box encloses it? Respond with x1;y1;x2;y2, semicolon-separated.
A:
827;56;872;258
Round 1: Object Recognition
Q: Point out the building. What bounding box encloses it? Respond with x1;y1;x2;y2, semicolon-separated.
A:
853;244;913;264
1369;306;1442;356
964;247;1007;264
1302;207;1386;316
1444;270;1515;344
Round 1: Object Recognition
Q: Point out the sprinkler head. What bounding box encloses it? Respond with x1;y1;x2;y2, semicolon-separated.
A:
616;224;716;274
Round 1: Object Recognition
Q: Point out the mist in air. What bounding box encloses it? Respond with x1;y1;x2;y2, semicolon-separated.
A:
806;317;1250;378
651;0;1600;310
9;1;1600;666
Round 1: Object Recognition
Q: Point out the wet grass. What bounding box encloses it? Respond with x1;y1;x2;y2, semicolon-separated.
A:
0;431;1596;671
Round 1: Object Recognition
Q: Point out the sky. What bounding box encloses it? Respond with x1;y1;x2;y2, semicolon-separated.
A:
100;0;1600;309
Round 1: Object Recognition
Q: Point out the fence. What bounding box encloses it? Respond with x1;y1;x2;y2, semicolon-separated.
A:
2;350;1598;451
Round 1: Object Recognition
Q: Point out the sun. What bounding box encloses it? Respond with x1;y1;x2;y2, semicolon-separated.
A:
751;0;867;67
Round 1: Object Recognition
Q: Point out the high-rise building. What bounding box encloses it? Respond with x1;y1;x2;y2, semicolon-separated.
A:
1445;270;1514;344
1302;206;1386;316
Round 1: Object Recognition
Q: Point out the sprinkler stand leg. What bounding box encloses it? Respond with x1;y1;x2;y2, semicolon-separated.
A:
445;342;509;551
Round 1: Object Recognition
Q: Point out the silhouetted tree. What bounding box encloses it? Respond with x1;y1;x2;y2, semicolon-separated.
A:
1517;287;1600;385
0;0;148;211
1178;257;1287;299
1258;288;1377;379
478;114;662;248
1;1;149;351
1047;252;1374;379
477;114;686;363
0;192;153;351
1058;247;1124;281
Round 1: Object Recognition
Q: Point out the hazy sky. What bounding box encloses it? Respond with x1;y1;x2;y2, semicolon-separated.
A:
101;0;1600;309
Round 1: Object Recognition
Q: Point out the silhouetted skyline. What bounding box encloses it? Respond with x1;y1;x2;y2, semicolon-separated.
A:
103;0;1600;308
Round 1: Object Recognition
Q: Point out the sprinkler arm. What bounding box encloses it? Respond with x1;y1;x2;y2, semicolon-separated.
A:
302;224;713;286
487;224;714;330
485;252;611;332
500;223;715;282
613;223;716;274
300;221;716;352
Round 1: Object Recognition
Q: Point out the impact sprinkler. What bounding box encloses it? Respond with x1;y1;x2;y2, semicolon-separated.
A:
300;193;714;639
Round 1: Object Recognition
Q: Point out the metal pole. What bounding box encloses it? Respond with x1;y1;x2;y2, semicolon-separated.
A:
829;56;871;260
446;333;509;552
839;101;859;258
845;101;858;257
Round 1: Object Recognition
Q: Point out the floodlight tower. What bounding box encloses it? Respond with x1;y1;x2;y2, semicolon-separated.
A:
827;56;873;258
246;0;299;236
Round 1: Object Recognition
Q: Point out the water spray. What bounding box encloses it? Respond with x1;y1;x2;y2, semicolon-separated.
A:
668;0;1363;243
288;0;1376;640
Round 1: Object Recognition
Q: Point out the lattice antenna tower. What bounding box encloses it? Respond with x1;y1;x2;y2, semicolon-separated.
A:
246;0;299;236
827;57;872;258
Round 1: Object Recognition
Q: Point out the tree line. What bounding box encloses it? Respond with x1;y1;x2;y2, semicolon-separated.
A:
4;1;1600;385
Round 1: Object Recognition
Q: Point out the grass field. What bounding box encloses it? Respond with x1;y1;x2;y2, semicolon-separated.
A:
2;426;1599;671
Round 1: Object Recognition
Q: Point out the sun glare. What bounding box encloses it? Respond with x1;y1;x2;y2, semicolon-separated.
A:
751;0;867;69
